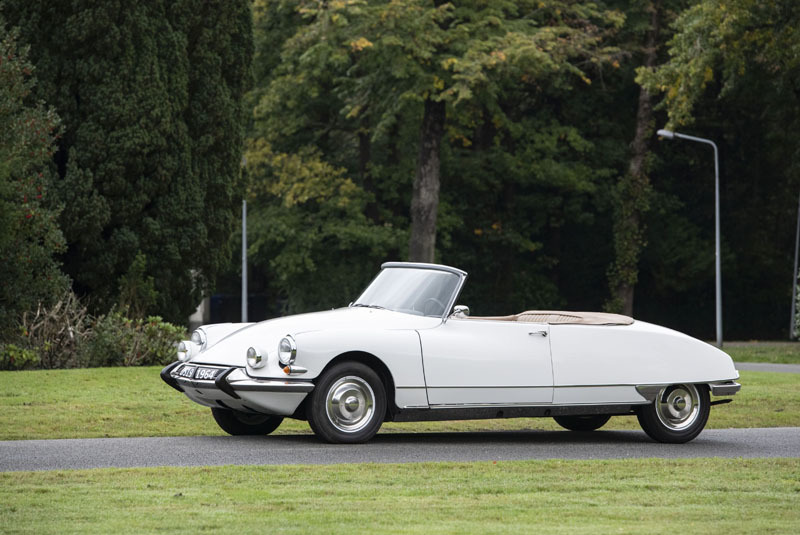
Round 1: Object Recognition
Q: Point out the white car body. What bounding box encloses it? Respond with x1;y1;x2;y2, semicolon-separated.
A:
162;262;740;443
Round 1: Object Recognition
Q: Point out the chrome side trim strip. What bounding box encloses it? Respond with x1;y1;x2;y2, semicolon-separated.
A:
393;404;640;422
428;401;646;409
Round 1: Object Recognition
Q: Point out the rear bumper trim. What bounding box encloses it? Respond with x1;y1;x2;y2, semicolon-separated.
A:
709;381;741;396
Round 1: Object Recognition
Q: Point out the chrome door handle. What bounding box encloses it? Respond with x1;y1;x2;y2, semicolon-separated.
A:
529;330;548;337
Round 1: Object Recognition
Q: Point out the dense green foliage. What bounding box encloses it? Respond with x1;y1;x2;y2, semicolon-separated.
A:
245;0;626;315
237;1;798;339
2;1;798;340
635;0;800;337
2;0;253;323
0;18;67;338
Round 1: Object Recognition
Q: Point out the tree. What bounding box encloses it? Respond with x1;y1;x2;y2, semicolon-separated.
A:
0;19;67;338
244;1;624;314
638;0;800;130
635;0;800;337
605;0;692;315
336;0;624;262
3;1;253;322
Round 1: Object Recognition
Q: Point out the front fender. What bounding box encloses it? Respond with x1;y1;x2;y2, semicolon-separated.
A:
290;328;428;409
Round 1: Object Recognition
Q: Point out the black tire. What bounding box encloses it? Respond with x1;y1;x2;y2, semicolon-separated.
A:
211;407;284;436
553;414;611;432
306;361;386;444
636;383;710;443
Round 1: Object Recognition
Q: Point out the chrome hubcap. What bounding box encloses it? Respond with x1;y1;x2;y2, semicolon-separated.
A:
326;376;375;433
656;384;700;431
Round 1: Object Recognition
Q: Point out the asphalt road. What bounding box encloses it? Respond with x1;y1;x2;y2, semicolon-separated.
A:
2;427;798;472
735;362;800;373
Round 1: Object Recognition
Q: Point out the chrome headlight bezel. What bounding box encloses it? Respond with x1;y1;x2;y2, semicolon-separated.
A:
190;329;207;349
246;346;265;368
278;335;297;366
177;341;192;362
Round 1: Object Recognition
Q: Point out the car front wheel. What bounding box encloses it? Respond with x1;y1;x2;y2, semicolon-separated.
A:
211;407;284;436
636;383;709;443
307;361;386;443
553;414;611;432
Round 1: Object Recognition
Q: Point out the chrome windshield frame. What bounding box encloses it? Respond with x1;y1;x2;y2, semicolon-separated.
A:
353;262;468;322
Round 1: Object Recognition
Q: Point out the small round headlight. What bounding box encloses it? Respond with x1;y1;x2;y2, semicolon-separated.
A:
177;341;191;362
246;346;265;368
278;336;296;366
190;329;206;348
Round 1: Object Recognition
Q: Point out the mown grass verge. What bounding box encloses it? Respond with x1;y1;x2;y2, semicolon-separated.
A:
1;458;798;534
0;366;797;440
726;342;800;364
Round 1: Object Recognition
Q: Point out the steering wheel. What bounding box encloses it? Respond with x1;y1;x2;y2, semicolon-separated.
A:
421;297;445;316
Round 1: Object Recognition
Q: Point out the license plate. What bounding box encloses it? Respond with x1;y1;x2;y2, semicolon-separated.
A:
177;365;196;378
175;366;219;380
194;367;219;381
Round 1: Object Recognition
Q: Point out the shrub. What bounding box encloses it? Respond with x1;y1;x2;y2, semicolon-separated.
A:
20;292;91;369
0;344;41;370
83;312;184;367
11;291;185;369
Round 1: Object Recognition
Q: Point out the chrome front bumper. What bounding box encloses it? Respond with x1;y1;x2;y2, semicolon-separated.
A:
160;361;314;415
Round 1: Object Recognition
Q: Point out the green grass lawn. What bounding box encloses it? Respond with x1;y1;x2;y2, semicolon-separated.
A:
0;366;797;440
1;458;798;534
726;341;800;363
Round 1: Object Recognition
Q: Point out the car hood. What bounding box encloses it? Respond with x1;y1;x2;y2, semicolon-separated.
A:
191;307;441;367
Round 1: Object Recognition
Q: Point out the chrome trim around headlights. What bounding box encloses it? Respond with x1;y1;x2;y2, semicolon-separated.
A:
246;346;266;369
190;329;207;348
177;341;192;362
278;335;297;366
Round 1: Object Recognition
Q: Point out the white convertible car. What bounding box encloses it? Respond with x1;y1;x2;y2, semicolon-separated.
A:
162;262;740;444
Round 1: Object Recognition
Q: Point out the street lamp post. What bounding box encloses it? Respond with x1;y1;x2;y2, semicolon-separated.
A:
242;199;248;323
657;129;722;348
791;191;800;339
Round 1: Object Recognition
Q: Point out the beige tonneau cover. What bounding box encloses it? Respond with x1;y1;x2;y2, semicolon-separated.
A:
468;310;634;326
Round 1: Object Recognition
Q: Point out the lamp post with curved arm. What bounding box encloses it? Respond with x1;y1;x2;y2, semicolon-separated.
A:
657;129;722;348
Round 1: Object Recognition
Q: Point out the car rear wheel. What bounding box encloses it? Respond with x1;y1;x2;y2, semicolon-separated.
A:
636;383;709;443
211;407;284;436
307;361;386;444
553;414;611;432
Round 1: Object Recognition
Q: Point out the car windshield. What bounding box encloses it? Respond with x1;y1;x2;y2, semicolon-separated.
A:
353;267;461;317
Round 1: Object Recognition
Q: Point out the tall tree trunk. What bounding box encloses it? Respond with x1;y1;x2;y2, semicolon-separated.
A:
409;98;445;262
358;128;379;222
608;0;662;316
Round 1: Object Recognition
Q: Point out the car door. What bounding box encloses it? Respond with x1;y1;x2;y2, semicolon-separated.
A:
418;318;553;406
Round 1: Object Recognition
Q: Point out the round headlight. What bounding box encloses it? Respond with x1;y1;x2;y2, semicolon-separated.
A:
278;336;296;366
246;346;265;368
190;329;206;348
177;341;191;362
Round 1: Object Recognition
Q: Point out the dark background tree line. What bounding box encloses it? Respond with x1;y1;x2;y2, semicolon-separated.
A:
1;0;798;363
